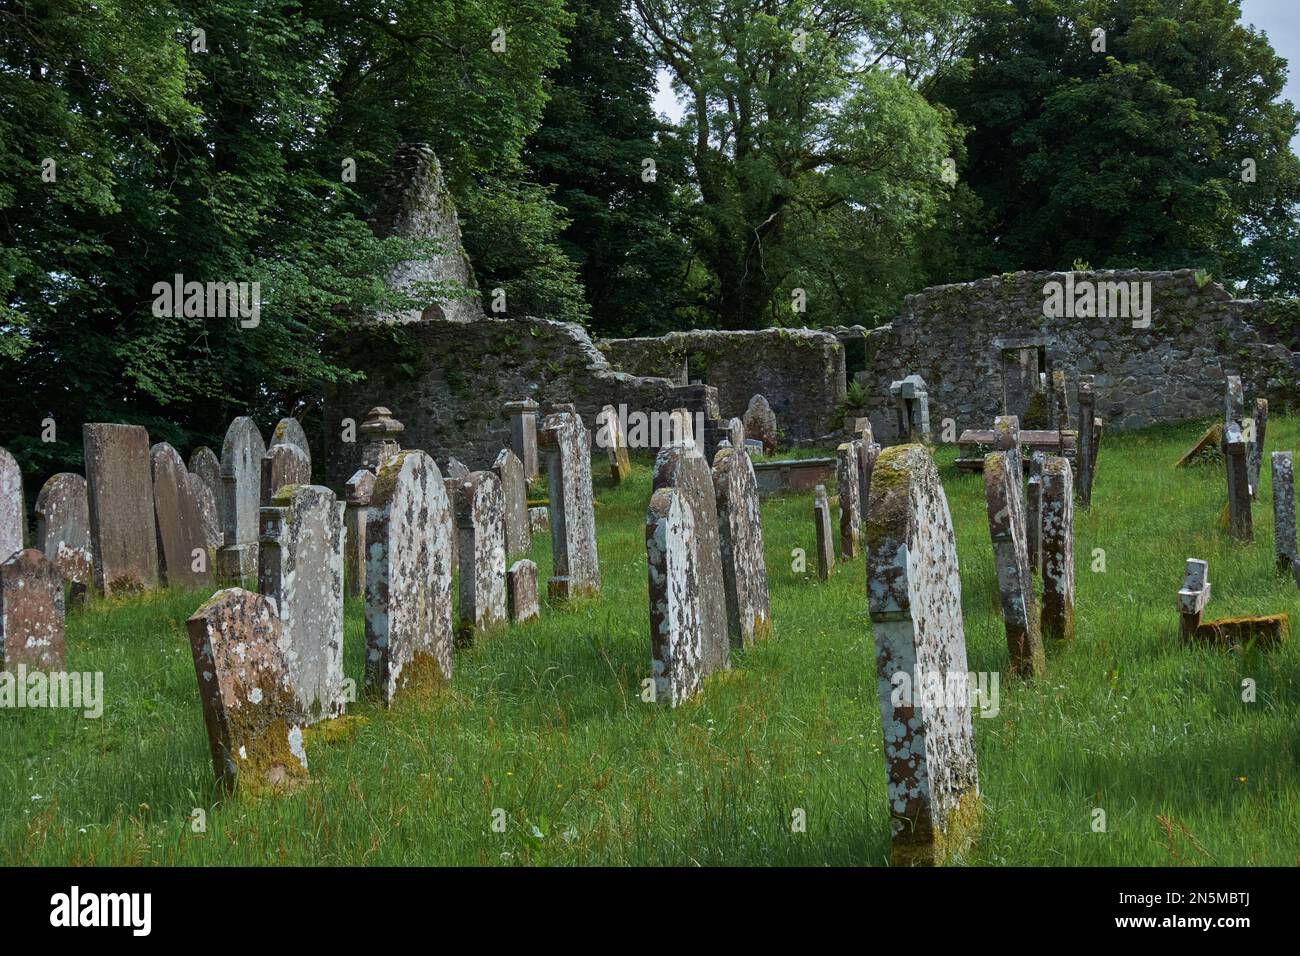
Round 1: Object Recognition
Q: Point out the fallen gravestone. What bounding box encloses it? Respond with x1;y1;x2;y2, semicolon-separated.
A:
646;486;703;706
259;484;347;723
712;446;771;647
260;442;312;507
836;441;862;559
538;410;601;601
866;444;980;866
492;448;531;559
1272;452;1296;574
186;587;309;792
344;469;376;599
1174;423;1223;468
0;549;65;671
365;451;454;705
218;417;267;584
455;471;508;645
984;451;1045;678
1176;558;1288;649
507;559;540;624
813;484;834;581
151;442;214;589
1;447;24;562
84;423;159;596
34;473;93;596
1040;456;1076;641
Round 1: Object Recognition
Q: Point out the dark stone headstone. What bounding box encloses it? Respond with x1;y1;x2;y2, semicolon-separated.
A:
260;442;312;507
84;423;159;596
984;451;1044;677
151;442;214;589
813;484;834;581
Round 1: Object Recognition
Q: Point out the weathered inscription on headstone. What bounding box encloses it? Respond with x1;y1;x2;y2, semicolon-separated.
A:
1040;456;1076;641
84;423;159;596
218;417;266;584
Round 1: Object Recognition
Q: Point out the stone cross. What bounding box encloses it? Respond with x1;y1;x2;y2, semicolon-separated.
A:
454;471;508;645
813;484;834;581
364;451;454;706
359;406;403;473
1025;452;1045;576
984;451;1045;677
260;442;311;507
538;410;601;602
503;399;540;482
1224;421;1253;542
344;468;376;599
151;442;214;590
1;446;24;562
1076;376;1096;508
0;549;65;671
711;446;771;648
217;417;266;585
507;559;540;624
654;444;729;674
84;423;159;596
259;484;347;724
866;444;980;866
646;485;703;706
34;473;93;599
836;441;862;559
890;374;931;444
186;587;309;792
597;405;632;482
188;446;225;537
492;447;531;559
1272;452;1296;575
1247;398;1267;498
1177;558;1211;641
1040;456;1076;641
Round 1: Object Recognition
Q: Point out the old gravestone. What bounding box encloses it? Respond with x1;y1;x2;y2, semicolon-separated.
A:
186;587;309;792
813;484;834;581
507;559;540;624
646;485;703;706
259;484;347;724
260;442;312;507
1050;369;1070;432
1076;375;1096;508
218;417;267;584
1224;421;1253;542
836;441;862;560
0;549;65;671
271;417;311;465
188;472;222;553
365;450;454;705
1225;374;1245;429
854;422;881;530
712;446;772;647
1025;451;1045;576
492;447;531;559
1177;558;1211;641
0;447;24;562
84;423;159;596
503;399;540;482
455;471;508;645
655;444;729;674
34;473;93;596
151;442;214;589
344;468;376;599
984;451;1045;678
743;394;779;455
866;444;980;866
1272;452;1296;574
538;410;601;601
1040;456;1076;641
188;446;225;535
1248;398;1267;498
597;404;632;482
992;415;1024;523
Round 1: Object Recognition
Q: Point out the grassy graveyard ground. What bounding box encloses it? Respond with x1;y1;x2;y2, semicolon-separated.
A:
3;416;1299;866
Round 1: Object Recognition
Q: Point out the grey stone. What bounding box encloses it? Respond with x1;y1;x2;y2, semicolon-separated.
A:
344;469;376;599
712;446;771;648
218;417;266;585
836;441;862;559
260;442;312;507
188;446;225;539
1025;452;1045;575
597;404;631;482
866;443;979;866
1271;452;1295;574
538;410;601;601
1224;421;1252;542
984;451;1044;677
270;418;311;466
813;484;834;580
84;424;159;596
445;457;469;480
455;471;508;644
743;394;779;455
646;486;703;706
364;450;454;705
151;442;214;589
0;447;24;562
359;407;403;473
1225;375;1245;428
492;448;531;559
1076;376;1096;508
187;472;222;553
1248;398;1267;497
507;559;540;624
1041;456;1076;641
890;374;931;443
503;399;540;482
1178;558;1211;641
259;484;347;724
0;548;65;671
34;473;93;595
528;506;549;534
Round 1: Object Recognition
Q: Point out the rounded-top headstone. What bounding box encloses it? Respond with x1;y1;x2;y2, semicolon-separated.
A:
743;395;778;455
271;418;311;464
34;472;93;590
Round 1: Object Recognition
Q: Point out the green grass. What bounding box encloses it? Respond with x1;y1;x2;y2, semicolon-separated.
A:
3;416;1299;865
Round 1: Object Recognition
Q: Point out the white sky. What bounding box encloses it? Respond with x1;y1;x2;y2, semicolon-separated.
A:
652;3;1299;152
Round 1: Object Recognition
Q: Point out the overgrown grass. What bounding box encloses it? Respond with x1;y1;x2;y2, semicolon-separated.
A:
3;416;1299;865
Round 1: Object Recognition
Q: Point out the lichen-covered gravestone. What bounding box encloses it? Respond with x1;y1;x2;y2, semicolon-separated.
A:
743;394;779;455
1224;421;1252;542
1248;398;1267;498
1225;374;1245;428
259;484;347;723
507;559;540;624
866;444;980;866
84;424;159;596
984;451;1045;678
270;417;311;465
260;442;312;507
344;468;376;599
597;404;632;482
218;417;267;584
492;448;531;559
813;484;834;581
34;473;93;597
503;399;539;482
1040;456;1076;641
455;471;508;645
854;423;880;530
1272;452;1296;574
0;549;65;671
188;446;225;536
836;441;862;559
151;442;214;590
186;587;309;792
646;486;703;706
0;447;23;562
538;410;601;601
365;451;454;705
712;446;771;647
1025;452;1045;576
992;415;1024;526
188;472;222;554
655;444;729;674
1076;376;1096;508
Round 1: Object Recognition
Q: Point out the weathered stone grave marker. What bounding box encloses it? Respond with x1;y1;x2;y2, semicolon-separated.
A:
890;374;931;444
188;446;225;534
34;473;93;597
455;471;508;645
836;441;862;559
344;468;375;599
711;446;771;647
492;448;531;559
271;417;311;464
1248;398;1267;498
260;442;311;507
538;410;601;602
187;472;222;554
646;486;703;706
218;417;266;584
445;457;469;481
1040;456;1076;641
0;549;65;671
151;442;214;589
1;447;24;562
597;404;632;482
1176;557;1288;648
984;451;1045;677
743;394;778;455
992;415;1024;523
359;406;403;473
1177;559;1211;641
866;444;980;866
1272;452;1296;574
1025;451;1045;576
507;559;540;624
84;423;159;596
813;484;834;580
1224;421;1253;542
1076;375;1096;508
503;399;540;482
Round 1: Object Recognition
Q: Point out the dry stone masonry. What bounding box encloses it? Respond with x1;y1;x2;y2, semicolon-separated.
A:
84;423;159;596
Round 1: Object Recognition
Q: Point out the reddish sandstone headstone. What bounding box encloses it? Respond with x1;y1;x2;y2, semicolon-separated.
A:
151;442;214;589
186;587;308;792
0;549;65;671
34;473;93;595
84;423;159;596
260;442;311;507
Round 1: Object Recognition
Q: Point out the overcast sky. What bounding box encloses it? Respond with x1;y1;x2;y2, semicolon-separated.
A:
652;2;1299;153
